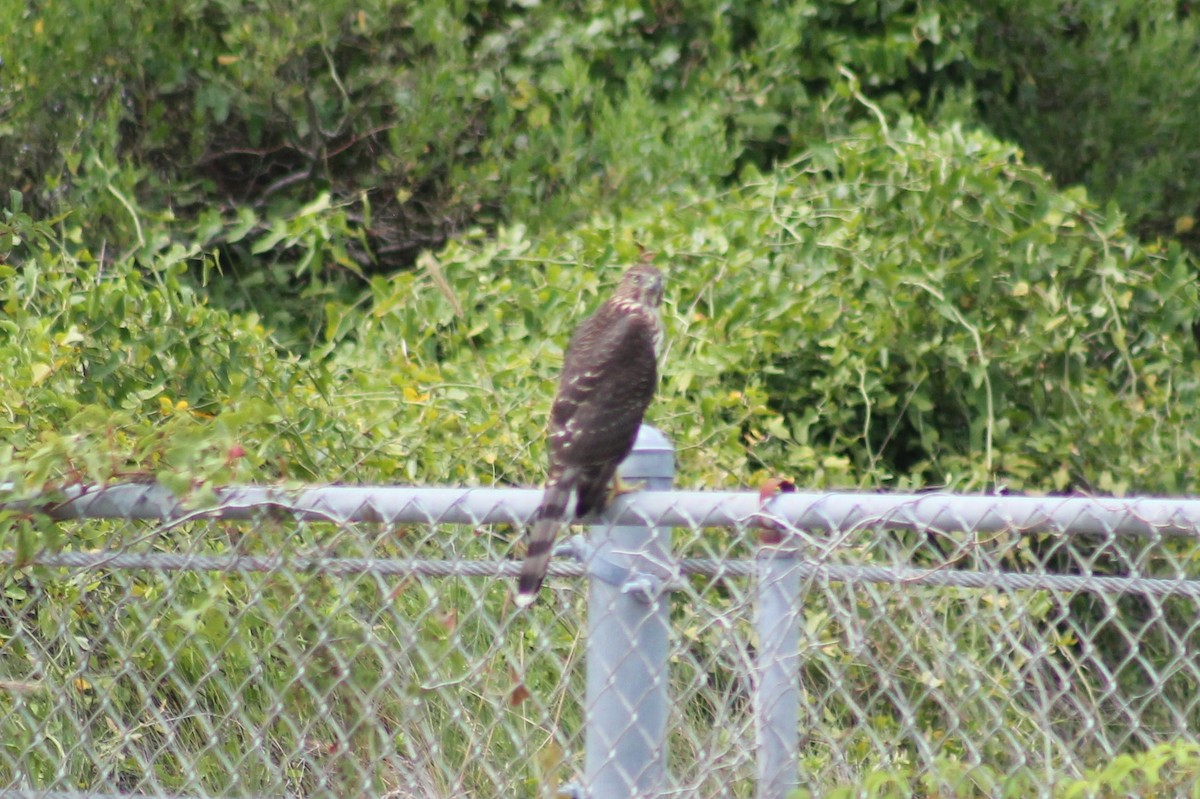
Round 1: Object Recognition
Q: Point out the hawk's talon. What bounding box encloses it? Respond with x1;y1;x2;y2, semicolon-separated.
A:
608;476;646;503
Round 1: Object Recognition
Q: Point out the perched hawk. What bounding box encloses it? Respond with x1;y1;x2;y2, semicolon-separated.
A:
516;263;665;606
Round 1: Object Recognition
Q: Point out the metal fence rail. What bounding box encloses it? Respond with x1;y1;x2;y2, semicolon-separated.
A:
5;427;1200;798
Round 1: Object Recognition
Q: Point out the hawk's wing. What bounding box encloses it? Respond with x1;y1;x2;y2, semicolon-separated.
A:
548;303;659;472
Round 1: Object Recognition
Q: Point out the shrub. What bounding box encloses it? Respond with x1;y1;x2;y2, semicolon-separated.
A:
346;117;1200;494
973;0;1200;244
5;114;1196;496
0;0;980;288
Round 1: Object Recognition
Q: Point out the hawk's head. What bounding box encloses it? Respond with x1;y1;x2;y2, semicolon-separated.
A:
615;263;665;309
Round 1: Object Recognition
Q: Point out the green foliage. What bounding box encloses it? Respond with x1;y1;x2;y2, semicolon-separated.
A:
0;0;985;289
340;117;1200;493
4;0;1198;304
786;740;1200;797
974;0;1200;243
0;196;344;500
3;115;1198;497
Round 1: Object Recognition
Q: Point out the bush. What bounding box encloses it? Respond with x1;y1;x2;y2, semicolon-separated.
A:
0;190;346;499
0;0;981;287
344;117;1200;494
6;0;1198;302
973;0;1200;244
4;114;1197;498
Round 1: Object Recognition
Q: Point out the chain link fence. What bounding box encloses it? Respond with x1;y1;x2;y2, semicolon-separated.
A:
5;428;1200;798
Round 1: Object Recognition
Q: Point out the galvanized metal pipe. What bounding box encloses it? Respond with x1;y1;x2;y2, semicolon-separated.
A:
583;426;674;799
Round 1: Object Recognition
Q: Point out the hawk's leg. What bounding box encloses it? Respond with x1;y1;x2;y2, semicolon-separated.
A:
574;463;619;519
576;474;646;520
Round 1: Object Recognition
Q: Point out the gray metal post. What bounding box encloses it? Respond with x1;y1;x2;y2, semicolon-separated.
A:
756;546;801;799
584;425;674;799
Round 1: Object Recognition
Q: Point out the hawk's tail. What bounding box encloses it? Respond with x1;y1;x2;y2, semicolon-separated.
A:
516;476;573;607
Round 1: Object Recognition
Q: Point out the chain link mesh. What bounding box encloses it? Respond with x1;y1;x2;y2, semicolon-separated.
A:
4;485;1200;797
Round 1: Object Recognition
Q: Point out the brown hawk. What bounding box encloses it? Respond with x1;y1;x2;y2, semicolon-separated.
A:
516;263;665;606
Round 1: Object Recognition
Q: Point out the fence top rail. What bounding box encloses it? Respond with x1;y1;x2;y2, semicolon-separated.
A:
11;482;1200;537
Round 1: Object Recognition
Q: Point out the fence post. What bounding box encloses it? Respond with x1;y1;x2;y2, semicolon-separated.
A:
584;425;675;799
755;544;801;799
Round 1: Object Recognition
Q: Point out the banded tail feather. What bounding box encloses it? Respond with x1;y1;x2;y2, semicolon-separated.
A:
516;475;573;606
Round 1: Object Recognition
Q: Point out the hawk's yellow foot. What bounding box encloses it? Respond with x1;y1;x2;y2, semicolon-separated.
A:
608;476;645;503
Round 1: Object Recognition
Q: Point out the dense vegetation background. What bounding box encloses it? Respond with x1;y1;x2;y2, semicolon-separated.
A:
4;0;1200;795
2;0;1200;494
4;0;1199;497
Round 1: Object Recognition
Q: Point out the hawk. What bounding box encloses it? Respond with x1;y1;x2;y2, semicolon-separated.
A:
516;263;665;606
